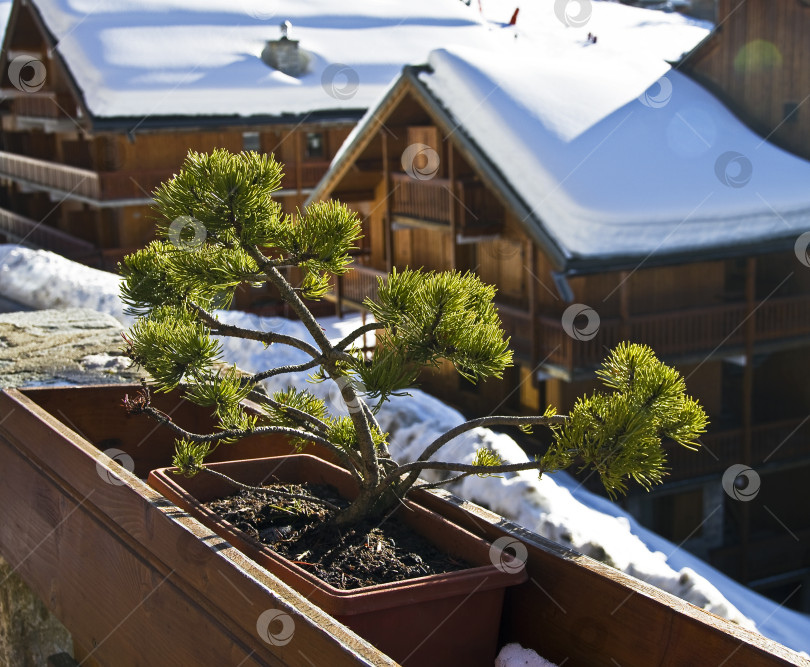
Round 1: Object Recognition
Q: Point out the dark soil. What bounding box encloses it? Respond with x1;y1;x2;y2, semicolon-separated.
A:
202;483;471;590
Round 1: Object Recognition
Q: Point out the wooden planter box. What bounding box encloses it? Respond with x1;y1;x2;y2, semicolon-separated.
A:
0;384;805;667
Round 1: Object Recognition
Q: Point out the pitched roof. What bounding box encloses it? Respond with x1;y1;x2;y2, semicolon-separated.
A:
16;0;489;124
312;11;810;272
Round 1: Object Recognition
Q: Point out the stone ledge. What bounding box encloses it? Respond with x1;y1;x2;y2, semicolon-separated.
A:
0;308;143;389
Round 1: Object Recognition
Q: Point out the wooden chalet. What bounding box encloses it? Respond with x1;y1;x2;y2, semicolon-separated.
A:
308;41;810;610
0;3;357;276
682;0;810;163
0;0;484;292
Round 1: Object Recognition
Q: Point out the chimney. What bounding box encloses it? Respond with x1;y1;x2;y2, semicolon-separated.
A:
261;21;310;77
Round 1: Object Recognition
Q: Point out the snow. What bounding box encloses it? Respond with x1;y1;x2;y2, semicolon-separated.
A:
0;2;12;45
0;245;126;322
1;244;810;658
496;643;558;667
29;0;491;118
416;38;810;264
23;0;710;121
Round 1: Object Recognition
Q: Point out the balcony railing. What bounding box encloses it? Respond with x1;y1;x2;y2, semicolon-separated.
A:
710;526;810;583
330;266;810;374
279;161;331;191
391;174;452;224
11;92;78;119
0;207;98;261
0;151;174;201
662;416;810;483
333;263;386;306
538;296;810;373
0;151;100;199
390;174;503;231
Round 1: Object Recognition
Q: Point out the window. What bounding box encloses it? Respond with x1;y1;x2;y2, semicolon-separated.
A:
305;132;324;159
784;102;800;124
242;132;260;152
651;489;704;543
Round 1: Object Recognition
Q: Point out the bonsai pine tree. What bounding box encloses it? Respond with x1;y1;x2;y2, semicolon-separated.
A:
120;149;708;526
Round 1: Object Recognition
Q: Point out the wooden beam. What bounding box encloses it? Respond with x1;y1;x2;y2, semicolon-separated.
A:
381;130;392;273
619;270;631;341
741;256;757;583
528;243;538;368
448;144;457;271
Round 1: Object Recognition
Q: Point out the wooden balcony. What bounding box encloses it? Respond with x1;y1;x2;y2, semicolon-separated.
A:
0;207;98;262
331;267;810;373
10;92;78;119
0;151;100;199
663;416;810;483
280;160;331;192
537;296;810;374
710;526;810;584
0;151;173;201
392;173;452;224
390;173;503;232
333;263;386;307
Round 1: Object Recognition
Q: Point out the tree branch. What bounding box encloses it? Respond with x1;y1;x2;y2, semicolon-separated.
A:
249;357;323;384
394;414;566;492
382;459;547;491
188;300;320;359
334;322;384;351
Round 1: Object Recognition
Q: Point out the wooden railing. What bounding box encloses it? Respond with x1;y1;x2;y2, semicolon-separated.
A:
0;207;98;260
710;526;810;583
494;303;533;360
0;151;171;201
391;174;452;224
280;161;331;191
333;263;386;306
0;151;100;199
11;92;77;119
663;416;810;483
329;267;810;373
537;296;810;373
389;174;503;232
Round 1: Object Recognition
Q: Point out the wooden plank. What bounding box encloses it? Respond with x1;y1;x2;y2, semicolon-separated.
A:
412;489;808;667
0;387;395;667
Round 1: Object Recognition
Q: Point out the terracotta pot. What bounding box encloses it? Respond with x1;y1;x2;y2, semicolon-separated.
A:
148;454;528;666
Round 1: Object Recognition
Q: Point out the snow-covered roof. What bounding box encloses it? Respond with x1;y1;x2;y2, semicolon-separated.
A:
24;0;491;122
417;43;810;268
18;0;711;126
315;3;810;270
0;2;12;46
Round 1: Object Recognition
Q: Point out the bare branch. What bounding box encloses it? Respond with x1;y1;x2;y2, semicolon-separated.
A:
188;300;321;358
392;414;566;492
249;357;323;384
334;322;384;351
382;459;547;491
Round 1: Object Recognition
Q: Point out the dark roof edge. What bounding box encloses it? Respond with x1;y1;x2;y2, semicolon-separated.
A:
90;109;367;133
564;233;803;276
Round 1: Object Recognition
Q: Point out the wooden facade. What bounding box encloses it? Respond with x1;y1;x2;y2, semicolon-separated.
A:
682;0;810;161
311;72;810;611
0;0;353;303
